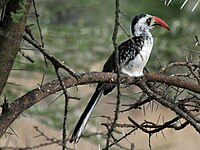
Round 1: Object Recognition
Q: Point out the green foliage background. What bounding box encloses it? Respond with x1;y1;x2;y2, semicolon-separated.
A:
26;0;200;71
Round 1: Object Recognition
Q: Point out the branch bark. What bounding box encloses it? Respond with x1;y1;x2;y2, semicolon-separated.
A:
105;0;120;148
136;79;200;134
0;0;32;95
0;72;200;138
23;34;78;77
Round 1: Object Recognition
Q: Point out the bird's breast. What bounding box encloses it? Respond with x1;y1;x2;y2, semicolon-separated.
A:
121;38;153;77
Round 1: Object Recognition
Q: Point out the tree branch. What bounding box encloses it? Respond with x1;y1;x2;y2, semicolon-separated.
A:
0;72;200;137
23;35;78;77
136;79;200;134
0;0;32;95
105;0;120;149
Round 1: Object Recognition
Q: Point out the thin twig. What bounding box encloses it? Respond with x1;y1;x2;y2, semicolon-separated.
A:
108;129;136;148
23;35;78;77
32;0;44;47
0;142;60;150
19;50;34;63
54;67;69;150
32;0;48;67
104;0;120;149
120;97;152;113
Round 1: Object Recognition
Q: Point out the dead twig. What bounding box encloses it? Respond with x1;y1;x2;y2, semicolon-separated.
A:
104;0;121;149
23;34;78;77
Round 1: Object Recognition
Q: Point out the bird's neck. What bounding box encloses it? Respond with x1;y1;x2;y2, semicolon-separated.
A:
133;30;153;45
131;25;154;47
133;30;152;39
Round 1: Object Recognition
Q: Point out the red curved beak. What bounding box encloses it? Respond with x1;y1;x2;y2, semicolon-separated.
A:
152;16;170;30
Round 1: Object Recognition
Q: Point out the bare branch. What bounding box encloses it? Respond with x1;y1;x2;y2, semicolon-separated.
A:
105;0;121;149
135;79;200;134
0;71;200;138
23;35;78;77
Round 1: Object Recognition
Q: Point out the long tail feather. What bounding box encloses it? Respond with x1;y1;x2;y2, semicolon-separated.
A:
70;89;103;143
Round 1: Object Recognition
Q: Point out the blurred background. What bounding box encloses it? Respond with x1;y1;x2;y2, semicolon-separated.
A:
1;0;200;149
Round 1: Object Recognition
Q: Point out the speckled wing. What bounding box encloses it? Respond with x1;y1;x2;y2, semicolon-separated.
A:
99;36;144;95
119;37;144;66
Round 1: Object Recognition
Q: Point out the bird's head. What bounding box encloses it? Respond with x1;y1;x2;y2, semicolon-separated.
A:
131;14;170;37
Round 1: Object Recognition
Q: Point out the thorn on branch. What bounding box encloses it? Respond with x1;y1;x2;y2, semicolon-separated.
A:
9;127;19;139
1;96;10;115
68;96;81;100
0;126;77;150
25;24;35;41
131;143;135;150
19;49;34;63
195;35;200;47
120;97;151;113
128;116;183;134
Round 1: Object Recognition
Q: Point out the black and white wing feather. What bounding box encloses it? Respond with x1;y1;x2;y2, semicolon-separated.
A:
70;36;145;143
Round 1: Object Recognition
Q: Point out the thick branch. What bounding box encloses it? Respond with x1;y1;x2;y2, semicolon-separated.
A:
0;72;200;137
0;0;32;95
145;73;200;93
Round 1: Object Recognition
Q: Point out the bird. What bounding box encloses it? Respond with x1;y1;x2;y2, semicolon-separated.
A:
70;14;170;143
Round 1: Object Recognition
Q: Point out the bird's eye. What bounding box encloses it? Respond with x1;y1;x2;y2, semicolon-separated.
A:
146;18;152;26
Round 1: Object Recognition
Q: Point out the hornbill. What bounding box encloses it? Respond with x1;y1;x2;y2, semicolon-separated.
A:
70;14;170;143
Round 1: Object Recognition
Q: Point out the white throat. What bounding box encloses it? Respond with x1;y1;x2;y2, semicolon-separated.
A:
134;29;152;38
